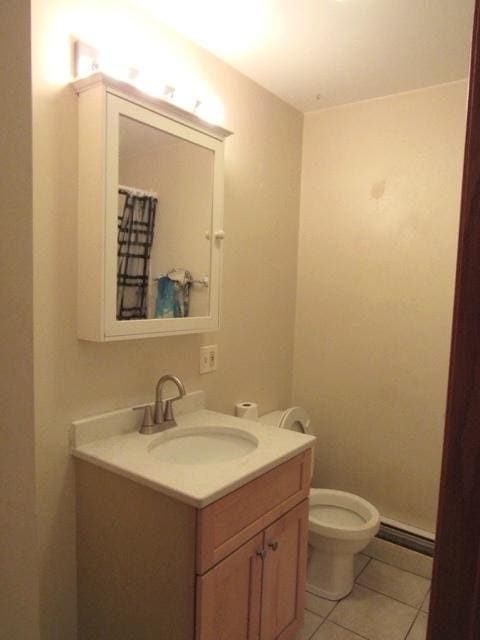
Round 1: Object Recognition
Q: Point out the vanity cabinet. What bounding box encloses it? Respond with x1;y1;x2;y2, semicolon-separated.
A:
196;502;308;640
72;73;232;341
75;448;311;640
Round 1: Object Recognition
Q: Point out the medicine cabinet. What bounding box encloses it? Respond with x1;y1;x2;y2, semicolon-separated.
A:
72;73;232;341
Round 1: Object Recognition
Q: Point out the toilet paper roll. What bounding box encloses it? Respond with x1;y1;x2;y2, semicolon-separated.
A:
234;402;258;420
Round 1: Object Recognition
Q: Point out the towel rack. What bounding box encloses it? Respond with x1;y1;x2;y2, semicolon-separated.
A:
154;274;209;288
118;184;158;199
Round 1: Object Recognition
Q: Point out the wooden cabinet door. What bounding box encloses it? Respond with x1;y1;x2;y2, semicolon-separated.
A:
260;500;309;640
196;532;264;640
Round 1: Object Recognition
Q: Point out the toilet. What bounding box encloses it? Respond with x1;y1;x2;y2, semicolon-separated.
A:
258;407;380;601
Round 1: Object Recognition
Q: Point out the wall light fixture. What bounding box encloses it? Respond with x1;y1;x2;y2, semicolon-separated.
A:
72;40;225;126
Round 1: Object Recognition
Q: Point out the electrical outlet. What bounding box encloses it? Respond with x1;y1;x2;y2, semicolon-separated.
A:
199;344;218;374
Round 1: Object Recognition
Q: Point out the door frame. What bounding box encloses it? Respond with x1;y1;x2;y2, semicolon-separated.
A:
428;2;480;637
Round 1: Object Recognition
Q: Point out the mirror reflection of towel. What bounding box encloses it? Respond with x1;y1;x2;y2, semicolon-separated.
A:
155;276;176;318
155;269;193;318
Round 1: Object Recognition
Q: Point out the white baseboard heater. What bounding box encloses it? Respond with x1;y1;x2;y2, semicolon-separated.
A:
378;520;435;557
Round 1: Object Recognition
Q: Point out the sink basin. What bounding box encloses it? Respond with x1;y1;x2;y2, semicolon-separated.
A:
148;426;259;465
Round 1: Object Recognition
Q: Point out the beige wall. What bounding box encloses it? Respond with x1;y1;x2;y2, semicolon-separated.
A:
294;82;467;533
30;0;302;635
0;1;40;638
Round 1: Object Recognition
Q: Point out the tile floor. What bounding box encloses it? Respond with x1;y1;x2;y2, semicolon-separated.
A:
296;555;431;640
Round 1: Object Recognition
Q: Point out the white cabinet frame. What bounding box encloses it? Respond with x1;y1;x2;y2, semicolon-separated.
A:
73;73;232;341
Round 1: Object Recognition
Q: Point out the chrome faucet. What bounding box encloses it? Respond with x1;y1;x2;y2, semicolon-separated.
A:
154;374;186;425
134;374;186;435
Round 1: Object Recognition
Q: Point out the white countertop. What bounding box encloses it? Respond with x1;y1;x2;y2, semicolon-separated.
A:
71;394;315;508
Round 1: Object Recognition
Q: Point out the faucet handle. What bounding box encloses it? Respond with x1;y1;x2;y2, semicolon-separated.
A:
133;404;155;433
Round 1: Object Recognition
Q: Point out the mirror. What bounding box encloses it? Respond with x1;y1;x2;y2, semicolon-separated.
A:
80;88;231;341
73;73;232;341
117;115;214;321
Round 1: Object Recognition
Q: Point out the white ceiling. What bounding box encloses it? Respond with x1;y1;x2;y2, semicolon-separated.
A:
130;0;475;112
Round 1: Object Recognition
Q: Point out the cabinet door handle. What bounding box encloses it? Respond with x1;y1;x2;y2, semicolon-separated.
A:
205;230;226;241
268;541;279;551
256;549;267;559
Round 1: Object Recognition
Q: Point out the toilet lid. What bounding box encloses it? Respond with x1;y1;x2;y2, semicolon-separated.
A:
278;407;312;434
310;504;367;528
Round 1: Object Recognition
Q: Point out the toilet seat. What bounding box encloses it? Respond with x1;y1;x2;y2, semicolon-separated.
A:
258;407;312;434
310;505;366;528
278;407;312;434
309;488;380;541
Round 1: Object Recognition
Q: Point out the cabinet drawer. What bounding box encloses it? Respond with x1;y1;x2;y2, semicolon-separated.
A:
196;449;311;574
